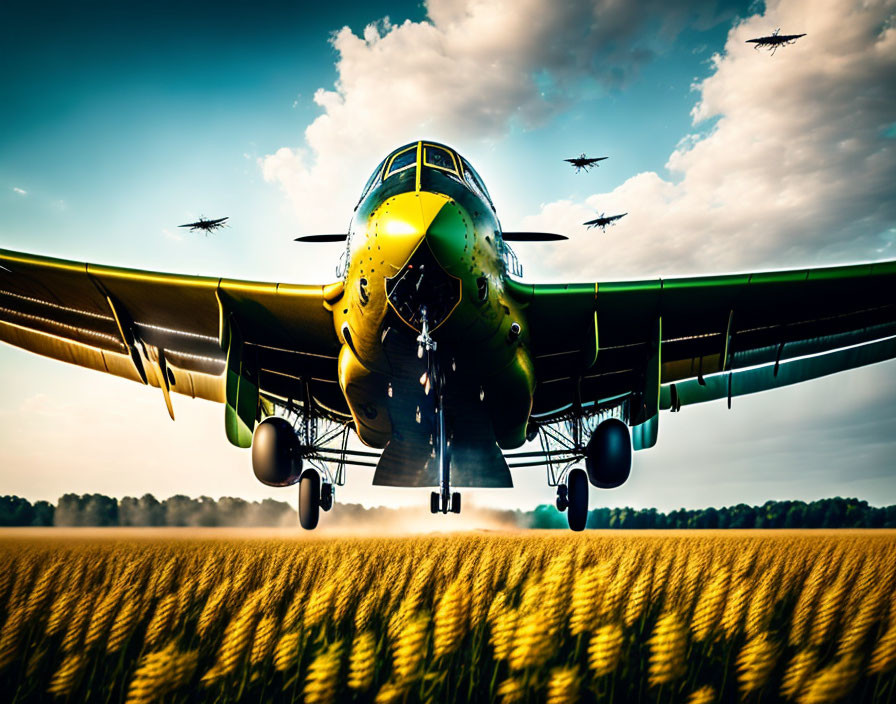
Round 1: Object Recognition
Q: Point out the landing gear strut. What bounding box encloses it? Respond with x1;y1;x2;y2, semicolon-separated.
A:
421;313;459;516
430;390;460;514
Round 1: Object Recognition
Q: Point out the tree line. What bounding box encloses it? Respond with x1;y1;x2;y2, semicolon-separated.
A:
1;494;895;529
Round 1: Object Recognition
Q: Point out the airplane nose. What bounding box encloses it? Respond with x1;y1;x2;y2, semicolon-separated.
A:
422;198;470;272
366;191;446;276
374;192;463;333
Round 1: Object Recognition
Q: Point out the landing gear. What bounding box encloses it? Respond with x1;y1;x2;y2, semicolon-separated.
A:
566;467;588;532
431;490;460;514
555;484;569;512
320;482;333;512
298;469;320;530
430;397;461;514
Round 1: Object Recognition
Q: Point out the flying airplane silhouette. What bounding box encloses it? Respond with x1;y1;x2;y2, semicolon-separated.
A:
746;29;806;55
583;212;627;230
178;216;229;234
3;140;896;531
564;154;608;173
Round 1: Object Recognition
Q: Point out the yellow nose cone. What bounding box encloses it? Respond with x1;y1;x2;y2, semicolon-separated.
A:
368;191;451;274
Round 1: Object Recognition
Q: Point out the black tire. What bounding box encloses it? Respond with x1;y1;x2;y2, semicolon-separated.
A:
299;470;320;530
556;485;569;512
320;483;333;512
451;492;461;514
431;491;440;514
567;468;588;532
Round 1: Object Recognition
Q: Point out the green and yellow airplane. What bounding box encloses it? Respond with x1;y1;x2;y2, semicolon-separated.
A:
2;140;896;530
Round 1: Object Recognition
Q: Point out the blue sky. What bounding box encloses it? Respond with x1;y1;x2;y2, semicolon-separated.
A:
2;0;895;517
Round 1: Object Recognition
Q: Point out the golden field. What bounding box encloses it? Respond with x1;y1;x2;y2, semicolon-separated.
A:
0;530;895;702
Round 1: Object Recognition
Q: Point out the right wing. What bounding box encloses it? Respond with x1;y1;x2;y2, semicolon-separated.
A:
509;259;896;447
0;248;345;446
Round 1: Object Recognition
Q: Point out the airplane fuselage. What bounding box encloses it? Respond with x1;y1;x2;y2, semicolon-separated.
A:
326;142;535;461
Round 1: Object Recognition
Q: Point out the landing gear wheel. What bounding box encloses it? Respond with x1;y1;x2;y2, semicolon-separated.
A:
566;468;588;532
430;491;440;514
451;492;461;514
299;469;320;530
320;482;333;512
556;485;569;512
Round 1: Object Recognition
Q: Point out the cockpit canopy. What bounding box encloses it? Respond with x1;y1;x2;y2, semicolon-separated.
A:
357;141;492;207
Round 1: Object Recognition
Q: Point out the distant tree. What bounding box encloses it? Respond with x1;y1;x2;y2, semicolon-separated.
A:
885;505;896;529
697;507;719;529
163;495;199;526
119;494;165;526
784;504;806;528
587;507;611;529
31;500;54;526
54;493;117;526
0;496;34;526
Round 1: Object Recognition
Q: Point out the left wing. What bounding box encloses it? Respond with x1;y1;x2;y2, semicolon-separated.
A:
508;260;896;448
0;248;344;447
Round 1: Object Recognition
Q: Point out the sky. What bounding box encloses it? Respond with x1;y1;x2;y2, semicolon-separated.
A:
1;0;895;516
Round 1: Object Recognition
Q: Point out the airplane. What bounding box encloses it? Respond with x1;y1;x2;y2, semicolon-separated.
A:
564;154;608;173
746;29;806;55
2;139;895;532
178;216;229;234
584;212;627;230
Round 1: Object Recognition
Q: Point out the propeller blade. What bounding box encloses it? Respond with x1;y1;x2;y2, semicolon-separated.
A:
501;232;568;242
294;234;348;242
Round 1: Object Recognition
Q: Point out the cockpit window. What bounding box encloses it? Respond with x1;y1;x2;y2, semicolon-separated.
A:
424;146;457;173
357;157;387;205
461;158;492;204
386;147;417;177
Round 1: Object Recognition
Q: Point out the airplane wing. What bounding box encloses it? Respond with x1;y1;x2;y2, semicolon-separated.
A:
0;248;344;447
508;260;896;449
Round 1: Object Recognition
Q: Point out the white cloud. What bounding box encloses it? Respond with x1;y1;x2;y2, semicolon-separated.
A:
522;0;896;281
12;187;26;195
262;0;728;230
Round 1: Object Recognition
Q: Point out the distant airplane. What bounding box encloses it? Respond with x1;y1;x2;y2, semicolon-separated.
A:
746;29;806;55
178;216;229;234
583;212;627;230
564;154;608;173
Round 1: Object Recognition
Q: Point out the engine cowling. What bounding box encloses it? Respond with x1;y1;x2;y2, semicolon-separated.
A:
252;417;303;487
585;418;632;488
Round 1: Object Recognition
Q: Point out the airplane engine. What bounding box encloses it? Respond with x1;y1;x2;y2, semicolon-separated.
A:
585;418;632;488
251;417;303;487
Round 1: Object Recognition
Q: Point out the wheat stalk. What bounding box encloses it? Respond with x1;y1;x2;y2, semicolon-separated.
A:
125;643;198;704
304;639;343;704
648;611;687;686
348;629;377;691
433;578;469;658
588;623;625;677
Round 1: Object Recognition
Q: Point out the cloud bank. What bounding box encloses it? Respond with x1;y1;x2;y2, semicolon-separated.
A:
261;0;731;230
522;0;896;281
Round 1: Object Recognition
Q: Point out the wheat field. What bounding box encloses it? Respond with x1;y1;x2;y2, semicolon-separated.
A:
0;531;895;703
